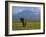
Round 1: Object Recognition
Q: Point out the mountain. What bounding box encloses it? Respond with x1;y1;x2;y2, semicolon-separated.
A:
12;10;40;20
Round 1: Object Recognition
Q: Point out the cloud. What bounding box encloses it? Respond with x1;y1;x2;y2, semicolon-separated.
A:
12;6;40;15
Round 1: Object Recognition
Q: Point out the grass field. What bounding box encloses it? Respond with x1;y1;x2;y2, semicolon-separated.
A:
12;20;40;30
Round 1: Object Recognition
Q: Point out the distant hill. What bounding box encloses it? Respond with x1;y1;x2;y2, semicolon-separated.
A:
12;10;40;20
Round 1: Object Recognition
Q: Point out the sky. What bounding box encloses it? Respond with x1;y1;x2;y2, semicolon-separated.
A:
12;6;40;15
12;6;40;20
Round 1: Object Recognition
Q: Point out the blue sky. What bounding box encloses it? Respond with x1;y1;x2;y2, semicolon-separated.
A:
12;6;40;15
12;6;40;20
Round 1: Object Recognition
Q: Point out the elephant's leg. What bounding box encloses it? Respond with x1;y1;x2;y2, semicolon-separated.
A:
22;21;24;27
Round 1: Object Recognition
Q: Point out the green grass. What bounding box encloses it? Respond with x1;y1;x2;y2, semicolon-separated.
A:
12;20;40;30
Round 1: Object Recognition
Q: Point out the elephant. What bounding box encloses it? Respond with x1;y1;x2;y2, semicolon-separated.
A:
20;18;26;27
